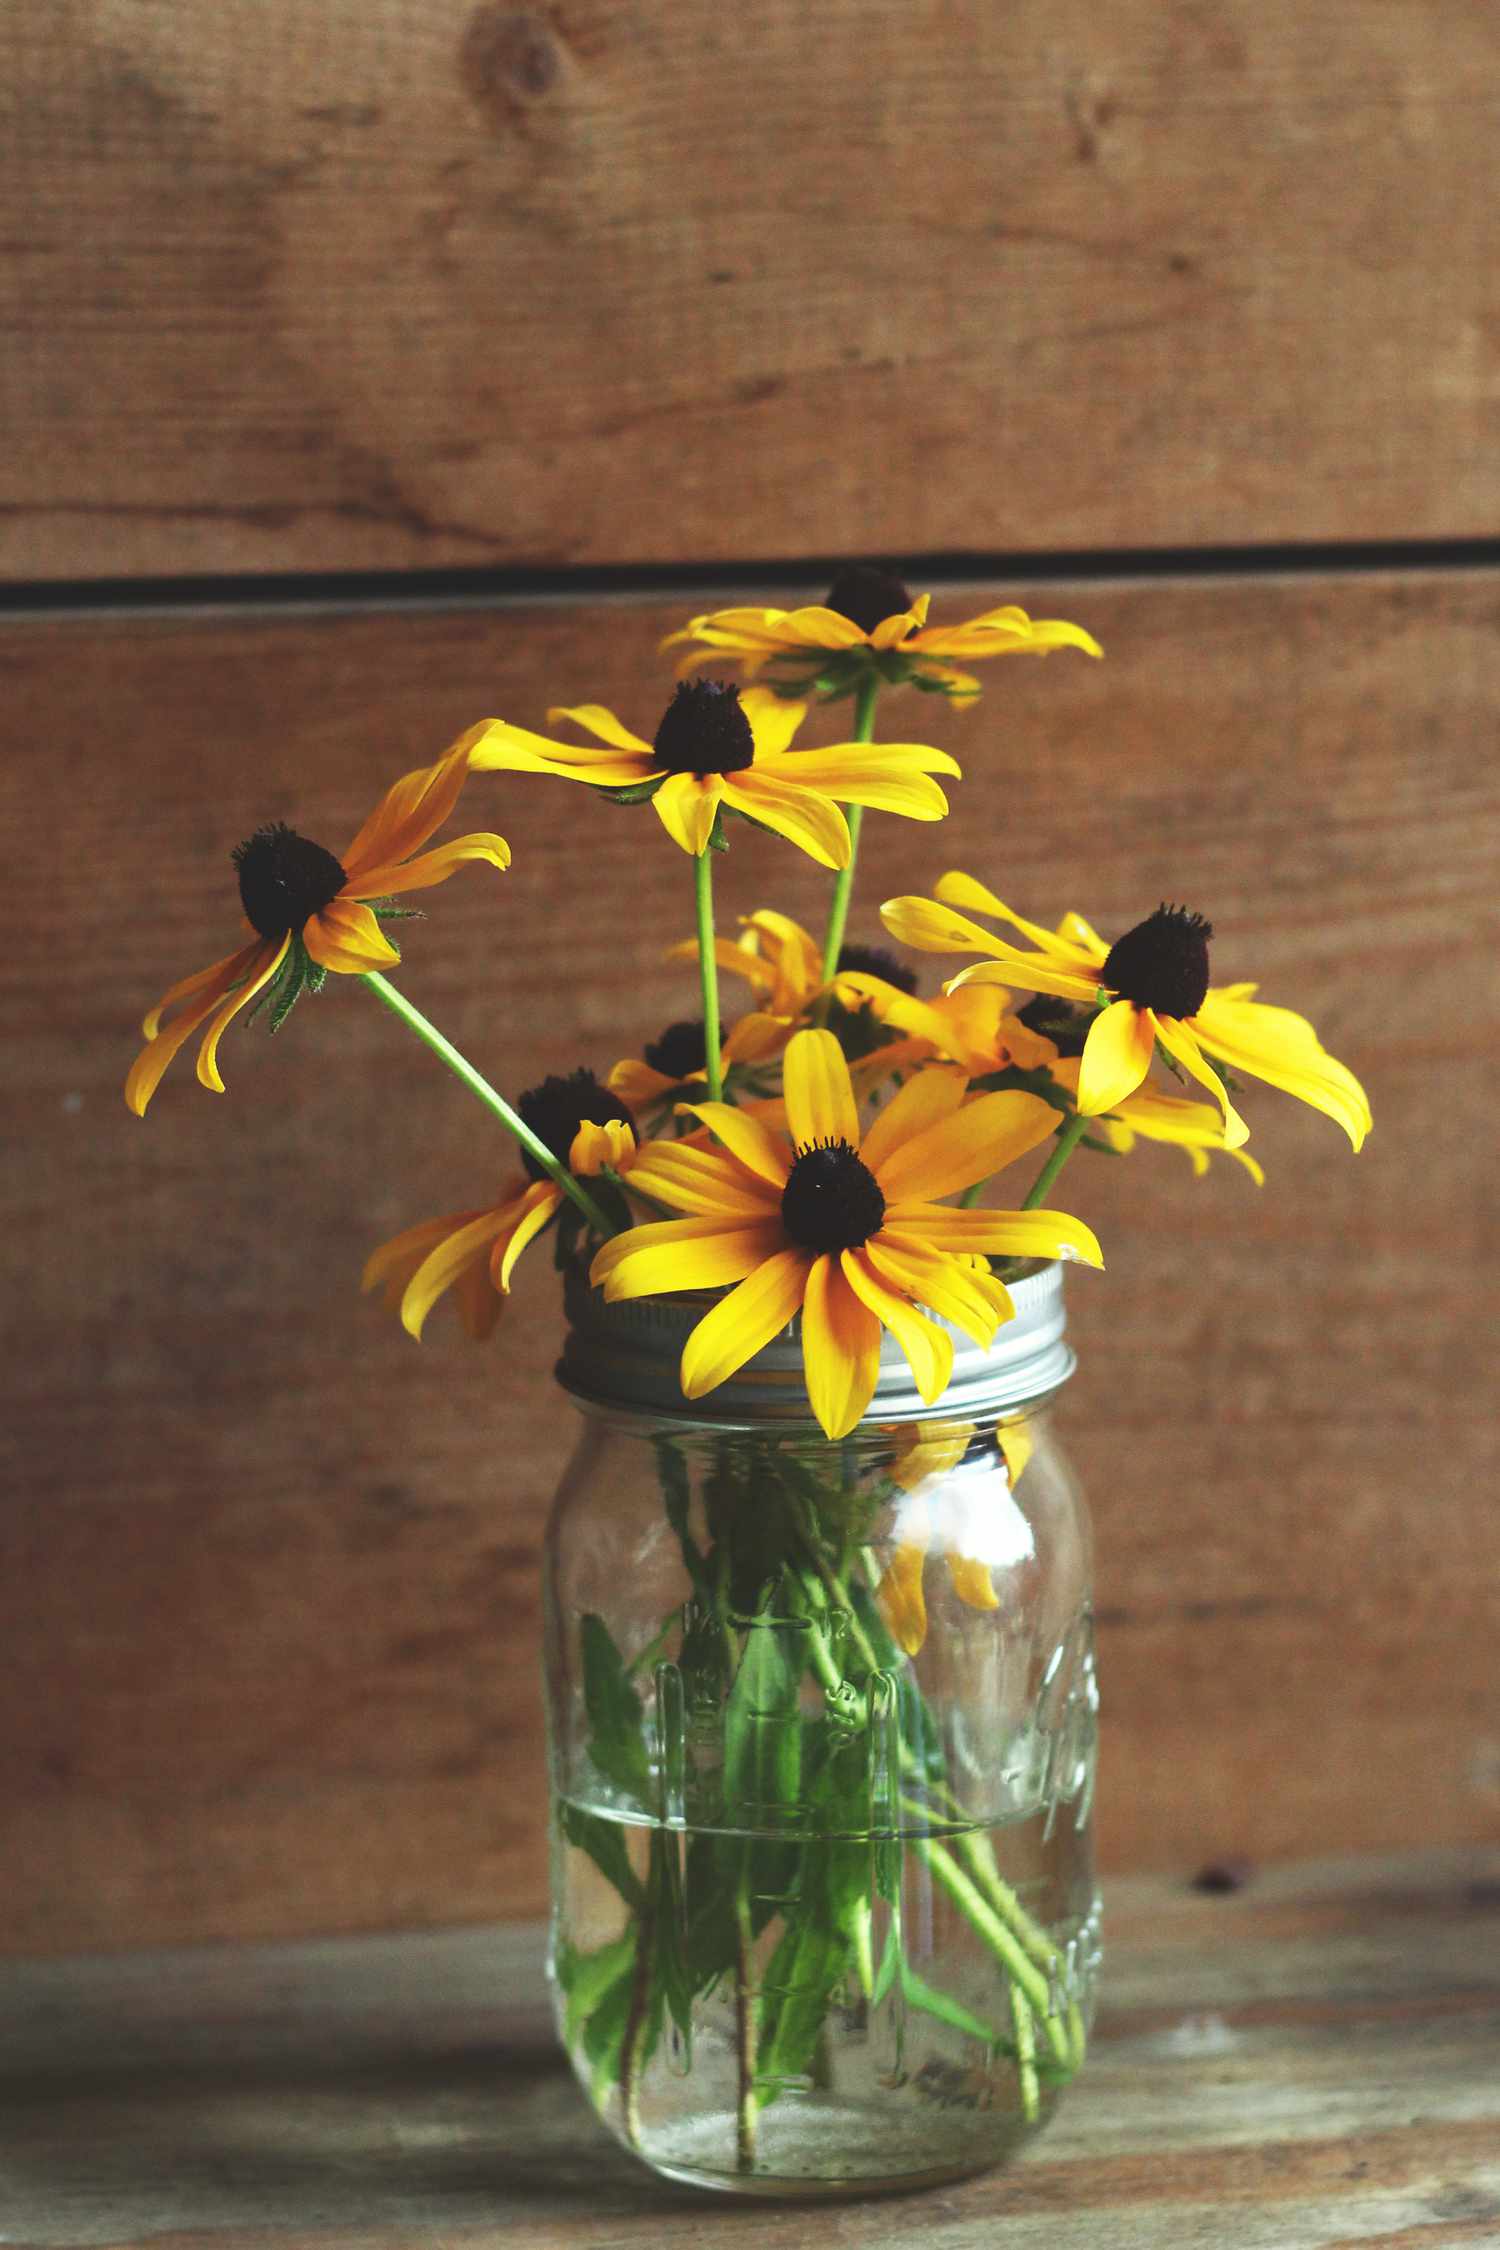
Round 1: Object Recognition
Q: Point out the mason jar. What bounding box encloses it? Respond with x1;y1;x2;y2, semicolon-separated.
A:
543;1259;1099;2197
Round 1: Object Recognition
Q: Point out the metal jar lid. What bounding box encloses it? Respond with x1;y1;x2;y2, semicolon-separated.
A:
557;1258;1074;1428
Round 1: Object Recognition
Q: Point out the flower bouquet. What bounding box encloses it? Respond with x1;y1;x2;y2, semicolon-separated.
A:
128;565;1370;2196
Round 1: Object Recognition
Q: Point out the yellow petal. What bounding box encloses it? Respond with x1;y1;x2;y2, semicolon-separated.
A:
883;1205;1104;1268
858;1063;968;1176
879;895;1016;959
1151;1013;1249;1149
362;1209;487;1304
340;722;483;877
872;1091;1059;1203
452;1255;504;1341
999;1422;1035;1488
653;772;725;855
740;687;808;759
843;1249;953;1406
1191;989;1371;1152
1075;999;1158;1115
720;770;850;869
864;1235;1009;1348
680;1246;811;1398
677;1102;790;1187
139;941;256;1041
400;1209;510;1340
543;704;653;755
194;935;292;1092
946;1553;1001;1613
606;1057;679;1106
342;832;511;898
625;1139;781;1218
491;1180;563;1289
302;897;401;973
467;719;650;786
126;938;271;1114
876;1536;929;1658
568;1118;636;1176
783;1029;861;1150
800;1255;882;1440
597;1220;785;1303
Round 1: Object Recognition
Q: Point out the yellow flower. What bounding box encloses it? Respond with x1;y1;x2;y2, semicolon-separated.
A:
664;908;897;1065
882;875;1372;1153
607;1014;785;1115
875;1419;1036;1656
470;681;958;865
590;1030;1102;1441
834;972;1061;1083
661;565;1102;703
363;1075;637;1340
125;726;508;1116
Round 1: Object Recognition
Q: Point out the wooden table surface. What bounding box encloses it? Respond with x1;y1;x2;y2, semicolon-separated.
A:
2;1850;1497;2250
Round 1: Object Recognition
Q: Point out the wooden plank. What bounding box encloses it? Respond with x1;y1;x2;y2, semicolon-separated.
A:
3;570;1498;1954
6;4;1500;578
0;1851;1497;2246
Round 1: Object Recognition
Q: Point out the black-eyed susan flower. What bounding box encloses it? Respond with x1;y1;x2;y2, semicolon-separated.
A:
668;910;919;1070
1057;1069;1265;1183
882;875;1372;1152
590;1029;1102;1441
470;681;958;866
125;727;508;1116
833;973;1061;1085
363;1070;636;1340
607;1014;784;1118
875;1419;1035;1657
661;565;1102;704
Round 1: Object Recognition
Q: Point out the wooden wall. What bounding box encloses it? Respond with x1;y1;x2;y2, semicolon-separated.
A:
4;1;1498;1953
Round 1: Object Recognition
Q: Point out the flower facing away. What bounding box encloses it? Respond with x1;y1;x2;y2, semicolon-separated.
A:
656;909;917;1077
590;1029;1103;1441
469;681;959;865
363;1071;636;1340
875;1418;1036;1657
881;874;1372;1153
125;727;509;1116
1060;1069;1266;1183
607;1013;785;1116
660;565;1103;703
833;972;1061;1086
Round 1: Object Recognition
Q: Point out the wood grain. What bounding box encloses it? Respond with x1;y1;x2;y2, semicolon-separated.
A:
1;1851;1497;2246
6;3;1500;578
4;571;1498;1953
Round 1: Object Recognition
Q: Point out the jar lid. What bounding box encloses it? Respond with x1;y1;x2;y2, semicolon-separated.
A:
557;1259;1074;1428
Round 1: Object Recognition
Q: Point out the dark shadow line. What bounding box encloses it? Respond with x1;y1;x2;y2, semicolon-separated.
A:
3;535;1500;621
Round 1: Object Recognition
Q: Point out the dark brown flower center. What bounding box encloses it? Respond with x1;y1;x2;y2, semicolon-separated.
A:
652;681;755;776
232;824;346;940
1101;906;1213;1019
516;1069;637;1181
824;564;914;635
643;1019;707;1081
781;1139;886;1254
837;943;918;995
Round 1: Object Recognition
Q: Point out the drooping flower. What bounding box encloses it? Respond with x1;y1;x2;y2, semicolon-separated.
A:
1060;1069;1265;1183
125;727;509;1115
669;910;918;1073
875;1419;1036;1657
363;1071;636;1340
882;875;1372;1152
470;681;958;866
591;1030;1102;1441
833;972;1061;1085
661;565;1102;703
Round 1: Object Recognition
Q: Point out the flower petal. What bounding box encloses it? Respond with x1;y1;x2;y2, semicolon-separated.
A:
596;1220;785;1303
544;704;653;754
680;1246;812;1398
677;1102;790;1187
800;1254;883;1439
302;897;401;973
876;1534;930;1658
1075;999;1158;1115
362;1209;488;1305
125;938;281;1115
858;1063;968;1175
782;1029;861;1150
399;1209;512;1340
931;875;1102;967
1191;989;1371;1152
946;957;1103;1006
872;1091;1060;1202
340;722;486;877
1151;1013;1250;1149
864;1234;1010;1347
879;895;1017;959
195;935;293;1092
843;1249;953;1406
139;941;258;1041
468;720;652;786
740;687;808;759
773;739;962;782
625;1139;782;1218
342;832;510;898
491;1180;566;1289
653;772;724;855
720;770;850;869
568;1118;636;1176
947;1553;1001;1613
885;1205;1104;1268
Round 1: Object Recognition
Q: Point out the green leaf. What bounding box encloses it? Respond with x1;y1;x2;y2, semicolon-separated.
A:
754;1912;851;2102
723;1586;803;1823
556;1932;635;2048
579;1613;651;1801
560;1798;645;1911
606;776;667;806
899;1960;1005;2048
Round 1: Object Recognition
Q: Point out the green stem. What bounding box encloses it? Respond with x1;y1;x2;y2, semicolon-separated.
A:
914;1838;1072;2069
694;848;724;1103
1009;1979;1041;2121
734;1881;758;2167
819;671;880;980
1021;1109;1091;1212
361;970;614;1237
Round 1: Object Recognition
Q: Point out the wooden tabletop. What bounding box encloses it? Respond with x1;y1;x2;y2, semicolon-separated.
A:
3;1850;1497;2250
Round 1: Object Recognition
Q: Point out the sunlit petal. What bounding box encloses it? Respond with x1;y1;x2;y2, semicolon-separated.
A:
680;1247;811;1397
783;1029;861;1149
800;1254;882;1439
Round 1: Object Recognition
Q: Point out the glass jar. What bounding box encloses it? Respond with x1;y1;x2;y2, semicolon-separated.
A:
544;1261;1099;2197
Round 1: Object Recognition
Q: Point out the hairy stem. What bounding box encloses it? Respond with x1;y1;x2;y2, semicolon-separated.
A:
361;971;614;1235
819;671;880;980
